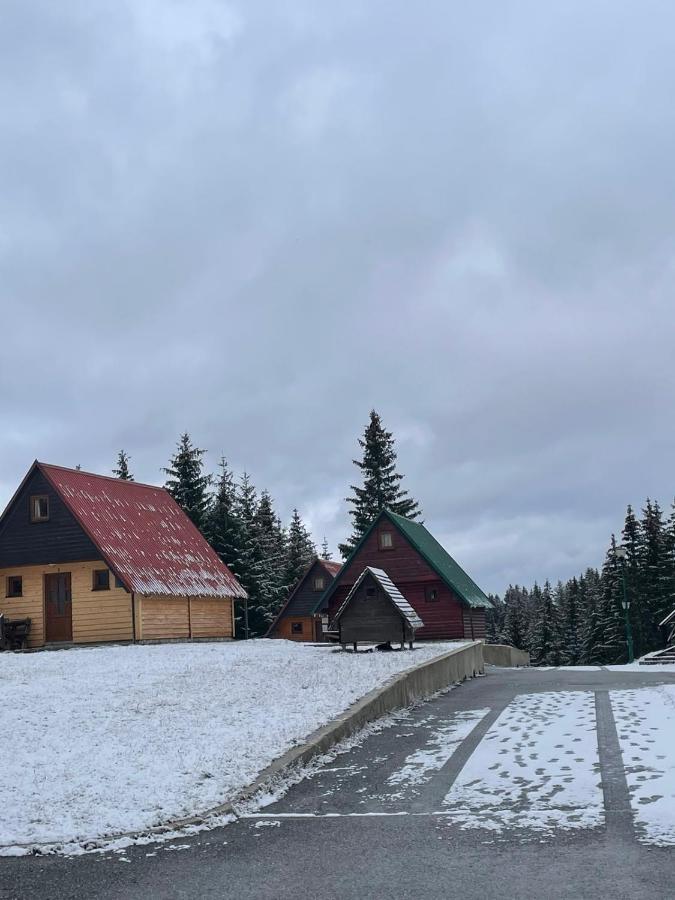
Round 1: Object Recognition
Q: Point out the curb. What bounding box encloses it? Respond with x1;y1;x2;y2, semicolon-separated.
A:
4;641;484;855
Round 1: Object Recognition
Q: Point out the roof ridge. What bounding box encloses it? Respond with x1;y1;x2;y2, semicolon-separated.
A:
38;462;167;493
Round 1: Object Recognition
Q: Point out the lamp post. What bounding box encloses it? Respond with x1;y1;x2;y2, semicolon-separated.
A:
614;546;634;664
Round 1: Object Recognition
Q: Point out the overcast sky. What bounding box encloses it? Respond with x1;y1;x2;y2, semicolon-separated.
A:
2;1;675;594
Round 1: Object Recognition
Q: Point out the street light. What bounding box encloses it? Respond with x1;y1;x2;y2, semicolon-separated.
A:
613;546;634;664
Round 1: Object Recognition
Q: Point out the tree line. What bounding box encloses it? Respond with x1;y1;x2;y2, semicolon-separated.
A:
486;501;675;665
111;410;421;637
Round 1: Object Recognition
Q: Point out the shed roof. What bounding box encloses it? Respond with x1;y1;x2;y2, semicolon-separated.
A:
314;509;492;613
333;566;424;630
9;462;247;599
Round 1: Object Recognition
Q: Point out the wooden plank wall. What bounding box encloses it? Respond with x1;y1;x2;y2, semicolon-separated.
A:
140;596;233;641
190;598;233;639
0;560;133;647
322;525;470;640
271;615;316;641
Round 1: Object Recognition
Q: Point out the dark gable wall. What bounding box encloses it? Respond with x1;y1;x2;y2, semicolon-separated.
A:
324;520;471;640
0;468;100;568
284;560;332;617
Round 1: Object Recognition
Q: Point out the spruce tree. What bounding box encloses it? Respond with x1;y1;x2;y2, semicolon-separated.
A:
599;535;629;664
206;458;242;576
250;490;288;631
639;499;671;651
580;568;606;665
340;410;422;557
285;509;316;588
233;472;260;637
501;585;528;649
163;433;212;531
113;450;134;481
621;505;644;656
559;577;582;665
529;581;561;666
485;594;505;643
320;537;333;561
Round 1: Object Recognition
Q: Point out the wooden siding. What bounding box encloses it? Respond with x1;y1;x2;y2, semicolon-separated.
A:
338;574;413;644
0;468;100;568
141;596;190;641
324;524;467;640
462;609;486;640
190;598;233;638
272;615;316;641
0;560;133;647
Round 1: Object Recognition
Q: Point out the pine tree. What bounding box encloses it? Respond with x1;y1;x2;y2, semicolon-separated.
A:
249;491;287;633
639;499;671;651
340;410;422;557
599;535;629;664
529;581;561;666
580;568;606;665
320;537;333;561
206;458;242;575
285;509;316;588
559;577;582;665
113;450;134;481
163;433;212;531
485;594;505;643
501;585;528;649
233;472;260;637
621;504;644;656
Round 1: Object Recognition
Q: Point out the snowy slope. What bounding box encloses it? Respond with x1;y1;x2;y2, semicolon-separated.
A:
0;640;465;852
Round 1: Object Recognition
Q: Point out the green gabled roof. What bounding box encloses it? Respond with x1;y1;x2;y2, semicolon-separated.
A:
314;509;492;613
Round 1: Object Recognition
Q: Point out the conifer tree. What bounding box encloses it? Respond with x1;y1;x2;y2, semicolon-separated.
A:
249;491;287;632
639;499;671;649
340;410;422;557
320;537;333;561
206;458;242;575
163;433;212;531
529;581;561;666
501;585;528;649
580;568;606;665
233;472;260;636
559;577;582;665
285;509;316;588
621;505;644;656
113;450;134;481
485;594;505;643
598;535;629;664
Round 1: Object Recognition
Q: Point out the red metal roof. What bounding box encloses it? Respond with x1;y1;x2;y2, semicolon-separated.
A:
322;560;342;576
38;462;247;600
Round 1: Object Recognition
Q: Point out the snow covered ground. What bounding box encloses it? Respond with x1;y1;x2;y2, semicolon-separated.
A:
442;691;603;832
611;685;675;846
0;639;465;853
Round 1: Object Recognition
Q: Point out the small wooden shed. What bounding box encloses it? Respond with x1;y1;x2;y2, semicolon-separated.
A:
332;566;423;650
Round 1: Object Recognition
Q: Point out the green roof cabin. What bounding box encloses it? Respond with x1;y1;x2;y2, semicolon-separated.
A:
314;509;492;641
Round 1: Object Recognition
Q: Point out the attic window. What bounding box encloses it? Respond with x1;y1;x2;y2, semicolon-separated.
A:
114;575;125;590
291;622;303;634
379;531;393;550
365;586;376;599
92;569;110;591
313;576;326;592
425;585;439;603
6;576;22;598
30;495;49;523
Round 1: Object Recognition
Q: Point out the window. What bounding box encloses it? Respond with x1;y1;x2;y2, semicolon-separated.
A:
425;585;439;603
313;576;326;592
365;586;376;600
114;575;125;589
30;495;49;523
6;576;22;598
291;622;304;634
92;569;110;591
378;531;393;550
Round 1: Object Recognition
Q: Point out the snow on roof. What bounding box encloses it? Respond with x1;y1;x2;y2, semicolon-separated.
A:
333;566;424;630
38;463;247;599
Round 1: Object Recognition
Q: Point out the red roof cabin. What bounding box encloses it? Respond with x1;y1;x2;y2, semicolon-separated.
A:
0;461;246;649
313;510;492;641
267;557;341;641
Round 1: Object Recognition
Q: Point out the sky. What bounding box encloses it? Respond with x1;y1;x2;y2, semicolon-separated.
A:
2;0;675;594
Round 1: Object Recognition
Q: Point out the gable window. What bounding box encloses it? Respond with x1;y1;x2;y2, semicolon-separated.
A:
114;575;125;590
425;585;439;603
313;576;326;592
291;622;303;634
365;586;376;600
6;576;22;598
378;530;394;550
30;495;50;523
92;569;110;591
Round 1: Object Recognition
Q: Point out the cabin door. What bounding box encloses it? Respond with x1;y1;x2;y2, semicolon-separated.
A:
45;573;72;642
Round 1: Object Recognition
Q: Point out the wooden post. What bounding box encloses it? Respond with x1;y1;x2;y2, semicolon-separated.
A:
188;596;193;639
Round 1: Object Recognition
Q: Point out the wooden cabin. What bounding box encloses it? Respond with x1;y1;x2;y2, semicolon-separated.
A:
315;509;492;641
332;566;423;649
0;461;247;649
267;558;341;641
